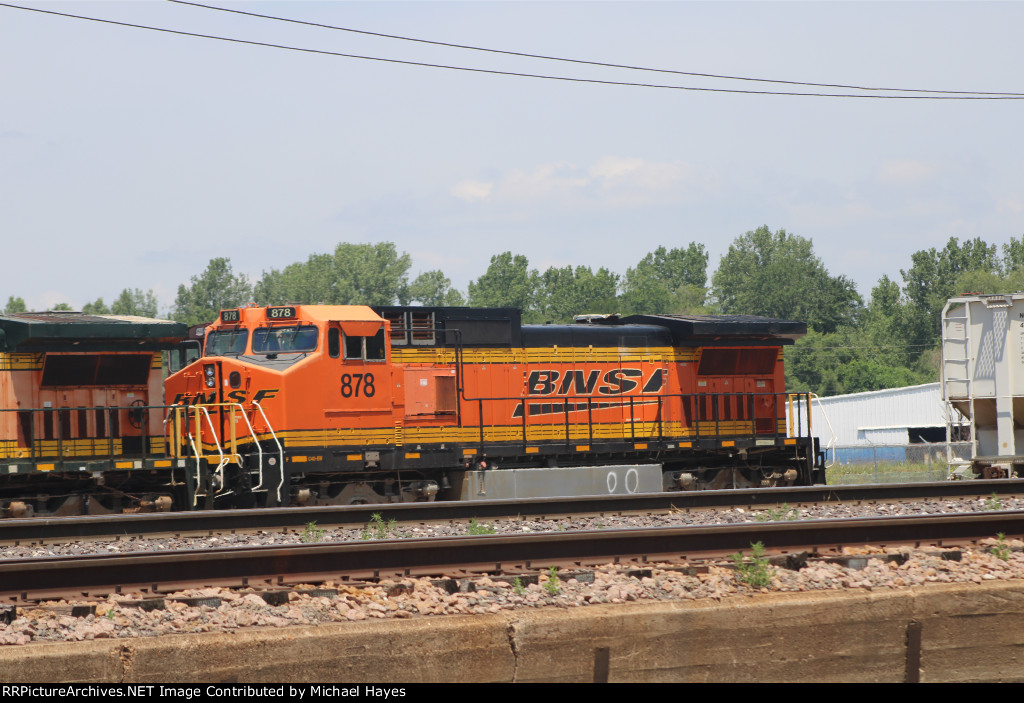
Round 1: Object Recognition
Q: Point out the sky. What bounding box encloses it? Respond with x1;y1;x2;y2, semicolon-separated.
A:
2;0;1023;313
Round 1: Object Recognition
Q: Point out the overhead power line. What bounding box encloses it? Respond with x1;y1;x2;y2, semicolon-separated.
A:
4;3;1023;99
167;0;1024;98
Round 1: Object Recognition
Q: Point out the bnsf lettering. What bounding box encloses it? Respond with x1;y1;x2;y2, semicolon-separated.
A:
642;368;664;393
527;371;558;395
252;389;279;403
172;389;279;405
599;368;642;395
558;370;600;395
527;369;650;396
172;392;217;405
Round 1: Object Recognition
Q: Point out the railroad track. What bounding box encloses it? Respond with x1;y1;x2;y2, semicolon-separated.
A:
4;479;1023;545
3;510;1022;602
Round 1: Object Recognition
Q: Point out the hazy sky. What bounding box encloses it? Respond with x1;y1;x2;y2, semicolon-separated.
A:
3;1;1022;312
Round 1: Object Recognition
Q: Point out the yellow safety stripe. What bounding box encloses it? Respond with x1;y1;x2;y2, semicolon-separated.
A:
389;346;700;365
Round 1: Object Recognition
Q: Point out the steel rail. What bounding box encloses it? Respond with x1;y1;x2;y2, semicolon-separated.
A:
2;479;1022;544
2;511;1022;601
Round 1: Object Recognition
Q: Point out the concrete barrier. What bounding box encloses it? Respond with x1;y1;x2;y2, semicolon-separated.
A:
3;582;1024;682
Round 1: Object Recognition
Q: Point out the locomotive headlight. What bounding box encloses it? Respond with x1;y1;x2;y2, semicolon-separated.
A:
204;364;216;388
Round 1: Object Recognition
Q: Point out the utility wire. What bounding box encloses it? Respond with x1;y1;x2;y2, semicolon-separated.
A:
167;0;1024;98
4;3;1022;99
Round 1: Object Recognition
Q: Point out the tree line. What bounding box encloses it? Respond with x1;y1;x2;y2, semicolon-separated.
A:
6;227;1024;397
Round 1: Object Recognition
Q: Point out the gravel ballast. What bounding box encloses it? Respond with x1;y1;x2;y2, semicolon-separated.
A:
2;496;1024;647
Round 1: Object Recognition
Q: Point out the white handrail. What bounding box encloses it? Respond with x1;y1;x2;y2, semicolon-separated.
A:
224;402;267;494
195;405;227;496
252;401;285;503
185;432;204;508
808;393;838;468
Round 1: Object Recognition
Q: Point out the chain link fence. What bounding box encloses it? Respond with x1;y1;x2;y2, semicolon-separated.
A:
825;442;973;484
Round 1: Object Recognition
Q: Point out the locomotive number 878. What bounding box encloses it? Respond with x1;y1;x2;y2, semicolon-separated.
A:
162;305;824;508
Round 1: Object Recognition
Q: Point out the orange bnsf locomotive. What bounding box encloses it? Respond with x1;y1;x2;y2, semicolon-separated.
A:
162;304;823;508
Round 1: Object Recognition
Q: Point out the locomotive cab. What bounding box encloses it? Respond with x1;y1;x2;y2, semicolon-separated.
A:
163;304;398;507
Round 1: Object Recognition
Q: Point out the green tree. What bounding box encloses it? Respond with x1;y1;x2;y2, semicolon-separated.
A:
82;298;111;315
786;327;930;396
51;303;73;311
535;265;619;322
786;274;936;396
111;288;159;318
255;243;411;306
254;253;335;305
1001;234;1024;273
408;270;465;306
900;236;1000;346
4;296;27;313
620;244;709;314
467;252;540;320
954;268;1024;298
711;226;861;333
333;243;411;305
173;258;252;326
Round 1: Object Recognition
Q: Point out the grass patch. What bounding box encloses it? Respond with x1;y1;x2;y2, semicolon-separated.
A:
755;503;800;522
827;461;952;485
544;567;561;595
300;521;325;543
361;513;397;540
991;533;1012;561
986;493;1004;511
731;542;773;589
466;518;497;535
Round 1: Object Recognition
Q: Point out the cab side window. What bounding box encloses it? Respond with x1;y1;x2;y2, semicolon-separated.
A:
366;329;386;360
344;334;363;360
343;329;387;361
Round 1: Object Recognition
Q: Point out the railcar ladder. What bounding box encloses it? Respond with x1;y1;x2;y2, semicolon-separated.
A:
941;301;974;471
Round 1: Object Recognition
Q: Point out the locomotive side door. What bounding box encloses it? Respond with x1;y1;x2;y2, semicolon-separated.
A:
748;377;777;435
325;322;393;431
615;335;665;444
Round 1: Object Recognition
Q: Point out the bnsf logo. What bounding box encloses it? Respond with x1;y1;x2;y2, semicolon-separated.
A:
172;389;279;406
526;369;663;396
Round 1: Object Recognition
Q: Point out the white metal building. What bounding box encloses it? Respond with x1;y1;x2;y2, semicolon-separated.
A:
793;382;961;464
810;382;951;446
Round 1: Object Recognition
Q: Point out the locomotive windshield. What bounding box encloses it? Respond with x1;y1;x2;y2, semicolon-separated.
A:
205;329;248;356
252;325;318;354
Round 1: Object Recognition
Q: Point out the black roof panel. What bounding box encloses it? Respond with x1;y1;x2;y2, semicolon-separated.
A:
0;312;188;352
617;314;806;343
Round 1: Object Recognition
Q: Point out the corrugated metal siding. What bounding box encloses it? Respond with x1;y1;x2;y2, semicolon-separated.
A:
798;383;949;446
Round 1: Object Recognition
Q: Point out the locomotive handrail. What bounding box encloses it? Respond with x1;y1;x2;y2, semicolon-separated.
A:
450;390;811;453
226;402;268;494
0;403;185;466
807;393;837;468
190;405;225;508
251;401;285;503
169;402;282;501
178;402;271;496
184;428;204;508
